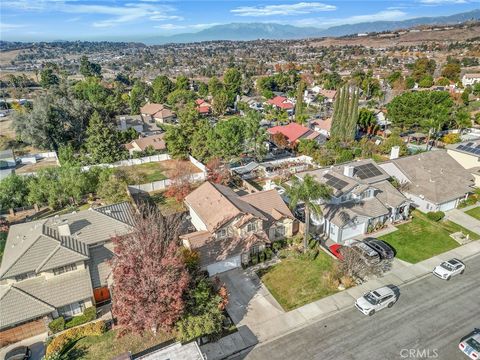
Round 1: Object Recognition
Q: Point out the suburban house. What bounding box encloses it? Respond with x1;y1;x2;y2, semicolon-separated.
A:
317;89;337;103
196;99;212;115
180;181;296;275
268;122;326;146
125;133;166;155
462;73;480;87
310;118;332;137
116;114;162;135
140;103;176;124
0;149;16;180
380;150;474;213
446;140;480;187
266;96;295;115
0;203;134;346
296;159;410;243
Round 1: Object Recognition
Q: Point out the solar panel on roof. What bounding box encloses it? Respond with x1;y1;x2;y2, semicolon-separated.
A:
475;149;480;155
355;163;383;180
466;142;474;147
457;145;466;150
325;176;348;191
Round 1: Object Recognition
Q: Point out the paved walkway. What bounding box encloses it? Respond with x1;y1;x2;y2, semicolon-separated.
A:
445;209;480;235
223;240;480;344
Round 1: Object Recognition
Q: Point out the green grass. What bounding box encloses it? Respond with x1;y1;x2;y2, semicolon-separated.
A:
258;251;338;311
465;207;480;221
379;211;467;264
117;163;167;184
64;329;173;360
150;192;185;215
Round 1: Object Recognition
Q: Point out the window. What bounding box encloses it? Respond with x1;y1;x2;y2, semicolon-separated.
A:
218;228;227;238
53;263;78;276
58;301;85;318
15;272;36;282
247;222;257;233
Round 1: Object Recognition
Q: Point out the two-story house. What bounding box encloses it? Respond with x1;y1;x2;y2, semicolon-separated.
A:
0;203;134;346
180;182;296;275
296;160;410;243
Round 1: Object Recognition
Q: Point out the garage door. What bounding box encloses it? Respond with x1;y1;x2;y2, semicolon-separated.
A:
438;200;457;212
340;222;365;242
206;256;241;276
0;318;47;347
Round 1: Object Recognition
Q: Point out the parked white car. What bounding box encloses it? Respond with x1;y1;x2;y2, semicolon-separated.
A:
355;286;398;316
459;331;480;359
432;258;465;280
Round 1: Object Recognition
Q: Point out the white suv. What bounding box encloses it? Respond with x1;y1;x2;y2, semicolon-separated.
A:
355;286;398;316
433;258;465;280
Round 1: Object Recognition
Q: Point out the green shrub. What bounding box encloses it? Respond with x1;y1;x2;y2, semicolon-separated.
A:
65;314;88;329
83;306;97;322
272;240;284;252
264;248;273;260
48;317;65;334
426;211;445;222
251;255;258;265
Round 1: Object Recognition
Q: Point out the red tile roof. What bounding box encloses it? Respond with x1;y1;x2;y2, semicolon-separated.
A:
267;96;294;110
267;123;310;143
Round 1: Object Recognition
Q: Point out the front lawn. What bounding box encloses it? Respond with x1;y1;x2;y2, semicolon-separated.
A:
379;211;467;264
63;329;173;360
258;251;338;311
465;207;480;221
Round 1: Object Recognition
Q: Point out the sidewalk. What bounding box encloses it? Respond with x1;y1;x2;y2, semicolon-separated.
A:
445;209;480;235
239;240;480;343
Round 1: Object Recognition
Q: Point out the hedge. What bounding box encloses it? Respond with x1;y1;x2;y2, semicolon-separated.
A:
48;317;65;334
426;211;445;222
64;306;97;329
46;320;106;356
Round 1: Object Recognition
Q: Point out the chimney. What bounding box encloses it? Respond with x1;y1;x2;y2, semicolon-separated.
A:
344;165;354;178
390;146;400;160
58;223;71;237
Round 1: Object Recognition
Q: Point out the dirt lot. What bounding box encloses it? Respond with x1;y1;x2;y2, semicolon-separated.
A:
312;25;480;48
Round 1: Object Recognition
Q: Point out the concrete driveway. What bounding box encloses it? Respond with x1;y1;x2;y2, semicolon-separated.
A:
216;268;284;329
0;333;46;360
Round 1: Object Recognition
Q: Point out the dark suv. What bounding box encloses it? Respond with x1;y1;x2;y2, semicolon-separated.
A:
364;238;395;260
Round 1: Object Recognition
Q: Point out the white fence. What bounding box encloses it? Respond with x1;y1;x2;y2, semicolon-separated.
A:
81;154;171;172
128;172;206;194
18;151;58;165
188;155;208;174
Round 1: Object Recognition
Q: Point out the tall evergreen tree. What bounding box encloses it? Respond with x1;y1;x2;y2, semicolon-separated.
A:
85;112;126;164
330;86;359;143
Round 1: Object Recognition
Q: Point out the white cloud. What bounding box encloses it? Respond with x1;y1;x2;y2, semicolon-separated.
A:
0;23;26;31
295;9;408;27
2;1;182;28
231;2;336;17
420;0;468;3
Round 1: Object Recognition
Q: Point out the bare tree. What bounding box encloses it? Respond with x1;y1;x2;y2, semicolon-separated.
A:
339;247;391;282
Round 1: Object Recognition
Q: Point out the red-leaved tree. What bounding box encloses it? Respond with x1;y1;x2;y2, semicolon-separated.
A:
111;206;190;336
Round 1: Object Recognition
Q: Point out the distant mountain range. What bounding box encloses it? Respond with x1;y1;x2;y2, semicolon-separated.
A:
145;9;480;45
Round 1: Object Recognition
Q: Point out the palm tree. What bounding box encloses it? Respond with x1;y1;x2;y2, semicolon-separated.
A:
286;175;332;253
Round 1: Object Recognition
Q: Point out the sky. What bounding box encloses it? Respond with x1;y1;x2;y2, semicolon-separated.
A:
0;0;479;42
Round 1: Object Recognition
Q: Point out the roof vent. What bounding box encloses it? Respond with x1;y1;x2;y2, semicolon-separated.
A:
105;209;112;215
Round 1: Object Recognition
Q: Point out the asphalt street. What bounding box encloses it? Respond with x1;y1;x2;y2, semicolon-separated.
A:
244;255;480;360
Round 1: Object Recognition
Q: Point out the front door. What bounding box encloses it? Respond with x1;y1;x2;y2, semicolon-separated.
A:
94;287;111;304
